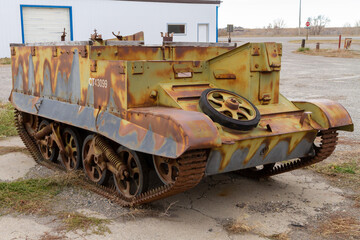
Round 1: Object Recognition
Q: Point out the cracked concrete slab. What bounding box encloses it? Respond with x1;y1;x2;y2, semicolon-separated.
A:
0;216;51;240
160;170;345;237
0;136;26;148
0;152;35;181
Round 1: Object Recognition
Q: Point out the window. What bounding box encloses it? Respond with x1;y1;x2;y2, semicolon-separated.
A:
167;24;186;35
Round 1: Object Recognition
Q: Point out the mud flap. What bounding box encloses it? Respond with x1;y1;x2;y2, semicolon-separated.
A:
293;99;353;132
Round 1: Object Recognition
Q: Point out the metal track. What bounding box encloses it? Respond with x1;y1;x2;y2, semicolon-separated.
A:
14;110;207;207
238;129;338;179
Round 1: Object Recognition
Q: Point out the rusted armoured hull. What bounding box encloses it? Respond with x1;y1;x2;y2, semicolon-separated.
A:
9;39;353;204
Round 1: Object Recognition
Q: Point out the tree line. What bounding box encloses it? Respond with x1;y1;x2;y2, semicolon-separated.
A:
219;16;360;36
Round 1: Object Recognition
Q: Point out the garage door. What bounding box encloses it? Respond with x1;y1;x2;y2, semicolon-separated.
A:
22;6;72;43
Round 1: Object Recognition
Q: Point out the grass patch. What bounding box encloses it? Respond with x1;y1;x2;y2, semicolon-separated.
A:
332;163;357;174
309;151;360;207
59;212;111;235
0;174;77;214
0;102;17;138
0;173;111;236
316;215;360;239
0;57;11;65
297;47;310;52
289;39;360;45
311;160;360;187
294;48;360;58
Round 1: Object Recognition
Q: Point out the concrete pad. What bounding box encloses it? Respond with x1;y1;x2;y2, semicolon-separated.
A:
163;170;344;236
0;152;35;181
0;136;25;148
0;216;51;240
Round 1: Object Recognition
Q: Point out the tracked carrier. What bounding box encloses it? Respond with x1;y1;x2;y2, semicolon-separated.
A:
9;33;353;206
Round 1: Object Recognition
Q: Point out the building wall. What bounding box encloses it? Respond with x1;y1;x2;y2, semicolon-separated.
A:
0;0;218;57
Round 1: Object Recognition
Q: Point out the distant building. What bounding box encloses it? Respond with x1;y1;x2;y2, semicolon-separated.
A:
0;0;220;57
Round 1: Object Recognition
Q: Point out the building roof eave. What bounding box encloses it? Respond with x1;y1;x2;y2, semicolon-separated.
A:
115;0;221;4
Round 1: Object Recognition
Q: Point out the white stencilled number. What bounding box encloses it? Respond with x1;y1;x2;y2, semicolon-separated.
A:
89;78;108;88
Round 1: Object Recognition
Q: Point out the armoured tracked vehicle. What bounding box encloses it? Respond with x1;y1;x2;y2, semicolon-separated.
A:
9;32;353;206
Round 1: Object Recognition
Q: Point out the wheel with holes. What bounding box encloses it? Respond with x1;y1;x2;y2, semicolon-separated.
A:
82;134;109;185
38;119;59;162
113;146;149;198
61;127;82;171
153;155;179;184
199;88;260;131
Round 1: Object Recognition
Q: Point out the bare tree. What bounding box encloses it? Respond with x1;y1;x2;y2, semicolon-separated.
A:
308;15;330;35
343;23;351;28
273;19;286;29
355;20;360;27
267;19;286;35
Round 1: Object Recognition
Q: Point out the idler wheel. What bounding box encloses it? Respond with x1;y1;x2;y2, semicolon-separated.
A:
199;88;260;131
61;127;82;171
38;119;59;162
153;155;179;184
82;134;109;185
113;147;149;198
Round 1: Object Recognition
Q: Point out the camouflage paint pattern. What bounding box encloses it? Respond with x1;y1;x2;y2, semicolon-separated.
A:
9;40;353;174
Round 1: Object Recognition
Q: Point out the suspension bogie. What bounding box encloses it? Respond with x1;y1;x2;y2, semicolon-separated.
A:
20;112;166;198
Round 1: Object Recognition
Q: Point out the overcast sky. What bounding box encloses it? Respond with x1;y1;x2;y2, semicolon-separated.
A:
218;0;360;28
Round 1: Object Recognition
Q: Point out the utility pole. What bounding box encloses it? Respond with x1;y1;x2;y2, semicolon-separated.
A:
298;0;302;35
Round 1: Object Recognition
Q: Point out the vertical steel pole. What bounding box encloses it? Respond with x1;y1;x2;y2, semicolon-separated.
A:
306;28;309;40
299;0;302;35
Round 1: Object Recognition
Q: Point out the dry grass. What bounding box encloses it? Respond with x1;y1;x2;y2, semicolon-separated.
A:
223;219;253;234
159;201;178;217
39;232;66;240
267;232;290;240
223;219;291;239
0;57;11;65
316;215;360;239
355;195;360;208
294;48;360;58
58;212;111;235
289;39;360;45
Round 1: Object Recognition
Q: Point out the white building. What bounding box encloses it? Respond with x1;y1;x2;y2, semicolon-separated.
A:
0;0;220;57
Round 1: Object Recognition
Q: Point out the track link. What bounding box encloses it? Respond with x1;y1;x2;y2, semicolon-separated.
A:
238;129;338;179
14;110;208;206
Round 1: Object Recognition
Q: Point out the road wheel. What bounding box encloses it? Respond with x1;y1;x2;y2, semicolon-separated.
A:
153;155;179;184
61;127;82;171
199;88;260;131
113;146;149;198
38;119;59;162
82;134;109;185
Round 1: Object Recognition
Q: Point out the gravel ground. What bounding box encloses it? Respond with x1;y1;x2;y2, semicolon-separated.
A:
0;37;359;240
